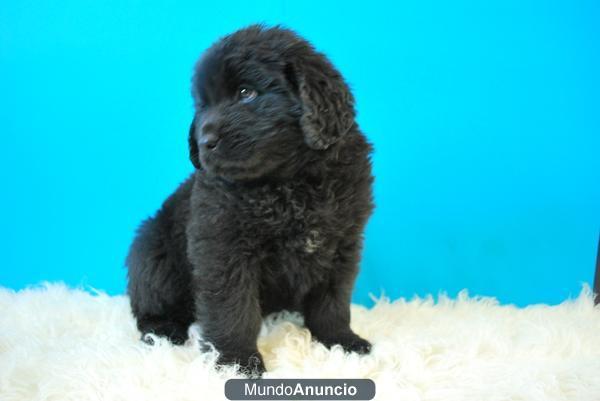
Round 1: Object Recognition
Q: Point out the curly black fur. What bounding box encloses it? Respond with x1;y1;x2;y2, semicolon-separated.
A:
126;25;374;376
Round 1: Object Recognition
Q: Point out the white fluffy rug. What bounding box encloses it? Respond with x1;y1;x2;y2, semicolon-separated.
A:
1;283;599;401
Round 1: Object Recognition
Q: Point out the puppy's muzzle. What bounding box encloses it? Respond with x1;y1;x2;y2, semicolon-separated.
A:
199;132;220;151
199;115;220;151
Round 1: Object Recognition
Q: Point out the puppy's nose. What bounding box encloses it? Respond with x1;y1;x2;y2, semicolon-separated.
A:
199;133;220;151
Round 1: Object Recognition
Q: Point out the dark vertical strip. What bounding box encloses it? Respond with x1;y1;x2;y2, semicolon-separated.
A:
594;234;600;305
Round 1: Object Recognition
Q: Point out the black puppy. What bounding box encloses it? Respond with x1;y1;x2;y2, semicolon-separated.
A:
126;25;374;376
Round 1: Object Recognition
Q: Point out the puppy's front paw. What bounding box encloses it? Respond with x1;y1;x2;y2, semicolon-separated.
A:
139;321;189;346
342;336;372;354
319;332;372;355
218;350;266;378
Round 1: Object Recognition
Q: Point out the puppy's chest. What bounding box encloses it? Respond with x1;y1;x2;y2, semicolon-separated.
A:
195;179;342;297
236;184;332;255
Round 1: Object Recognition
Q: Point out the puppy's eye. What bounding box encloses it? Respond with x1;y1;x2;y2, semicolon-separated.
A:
238;87;257;103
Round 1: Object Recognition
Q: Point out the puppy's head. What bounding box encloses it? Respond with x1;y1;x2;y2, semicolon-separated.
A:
188;25;356;181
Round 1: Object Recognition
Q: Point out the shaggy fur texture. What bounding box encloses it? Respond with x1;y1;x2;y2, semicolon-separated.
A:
126;25;373;375
1;283;599;401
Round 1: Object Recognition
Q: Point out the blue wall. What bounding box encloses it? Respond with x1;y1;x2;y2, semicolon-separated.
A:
1;1;598;306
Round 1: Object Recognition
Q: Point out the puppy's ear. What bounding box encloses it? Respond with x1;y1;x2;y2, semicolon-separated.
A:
287;55;356;150
188;117;202;169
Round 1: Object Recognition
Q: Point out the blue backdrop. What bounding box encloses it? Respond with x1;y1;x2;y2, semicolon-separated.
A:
1;1;598;306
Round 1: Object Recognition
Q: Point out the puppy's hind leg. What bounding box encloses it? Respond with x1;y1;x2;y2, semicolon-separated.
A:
126;220;195;345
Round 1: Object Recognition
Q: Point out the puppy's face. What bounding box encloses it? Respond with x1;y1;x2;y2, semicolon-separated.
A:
188;26;356;182
191;47;304;181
